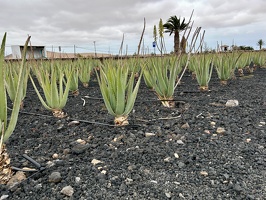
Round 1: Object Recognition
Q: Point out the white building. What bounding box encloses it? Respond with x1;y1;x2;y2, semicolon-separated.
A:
11;45;46;59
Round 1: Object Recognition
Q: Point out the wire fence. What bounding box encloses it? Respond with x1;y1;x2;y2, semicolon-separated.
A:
4;43;159;58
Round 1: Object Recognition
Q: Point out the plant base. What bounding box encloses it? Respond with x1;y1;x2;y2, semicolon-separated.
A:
220;80;228;86
160;97;175;108
199;86;209;91
114;116;129;126
238;69;244;77
52;110;68;118
82;83;89;88
71;89;80;96
0;144;13;184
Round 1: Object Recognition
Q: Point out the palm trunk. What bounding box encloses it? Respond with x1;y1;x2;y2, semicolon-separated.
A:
174;31;180;55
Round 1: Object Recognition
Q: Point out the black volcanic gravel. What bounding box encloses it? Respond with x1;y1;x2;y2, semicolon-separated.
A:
0;66;266;200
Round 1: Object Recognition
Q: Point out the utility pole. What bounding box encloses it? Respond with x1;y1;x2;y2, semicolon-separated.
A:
93;41;97;58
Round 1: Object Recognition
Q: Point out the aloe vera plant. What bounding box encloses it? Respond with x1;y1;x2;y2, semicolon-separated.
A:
30;61;73;118
252;51;266;67
77;58;97;88
190;54;213;91
96;59;142;126
214;52;241;85
143;56;182;107
0;33;30;184
5;61;30;108
64;61;79;96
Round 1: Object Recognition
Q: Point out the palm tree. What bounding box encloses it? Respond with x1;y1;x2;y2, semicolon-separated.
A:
257;39;265;50
163;16;190;55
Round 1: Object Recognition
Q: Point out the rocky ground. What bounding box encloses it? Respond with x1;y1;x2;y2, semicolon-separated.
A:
0;66;266;200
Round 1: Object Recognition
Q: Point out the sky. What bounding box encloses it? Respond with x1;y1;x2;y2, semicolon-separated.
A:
1;0;266;55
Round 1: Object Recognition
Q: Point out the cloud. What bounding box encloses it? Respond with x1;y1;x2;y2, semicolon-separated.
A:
1;0;266;54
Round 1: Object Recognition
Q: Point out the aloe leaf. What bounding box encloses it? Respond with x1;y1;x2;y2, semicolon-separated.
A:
4;35;30;142
29;74;52;111
95;68;116;116
124;71;142;115
115;67;126;115
50;69;60;109
0;33;7;130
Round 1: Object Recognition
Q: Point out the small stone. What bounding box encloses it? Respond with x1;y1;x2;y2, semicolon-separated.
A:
113;134;124;142
57;123;64;130
178;162;185;168
145;132;156;137
101;170;107;175
234;184;243;193
76;139;86;145
246;194;255;200
52;153;59;159
204;130;211;134
223;173;230;180
216;127;226;134
0;195;9;200
225;99;239;107
181;122;190;129
71;144;89;154
164;157;171;162
210;121;216;126
61;185;74;197
150;180;157;184
174;153;179;159
46;161;55;168
75;177;81;183
246;138;251;143
63;148;70;155
200;171;208;176
91;159;103;165
7;171;26;188
211;134;218;140
259;121;265;125
125;178;133;185
48;172;62;183
176;140;184;144
165;192;172;198
35;183;42;189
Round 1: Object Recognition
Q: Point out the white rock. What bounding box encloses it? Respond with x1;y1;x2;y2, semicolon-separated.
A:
91;159;103;165
52;153;59;159
165;192;172;198
46;161;55;168
174;153;179;158
0;195;9;200
200;171;208;176
181;122;190;129
145;132;156;137
176;140;184;144
216;127;226;134
61;185;74;197
179;193;185;198
76;139;86;145
210;121;216;126
164;157;171;162
75;177;81;183
225;99;239;107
